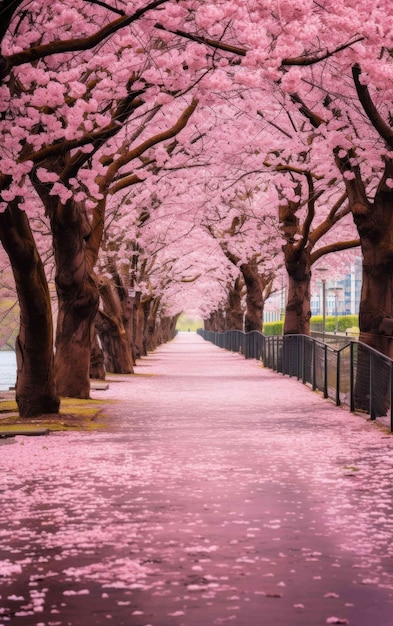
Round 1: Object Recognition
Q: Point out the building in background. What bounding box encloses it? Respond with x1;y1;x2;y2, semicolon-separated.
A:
310;257;362;318
264;257;362;323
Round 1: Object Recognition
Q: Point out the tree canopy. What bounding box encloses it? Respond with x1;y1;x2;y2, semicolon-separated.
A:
1;0;393;414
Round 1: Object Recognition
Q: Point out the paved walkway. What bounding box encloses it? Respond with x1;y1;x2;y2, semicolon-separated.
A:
1;332;393;625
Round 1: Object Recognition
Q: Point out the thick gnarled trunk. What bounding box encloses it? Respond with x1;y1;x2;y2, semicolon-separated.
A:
51;203;99;398
225;277;244;330
357;217;393;359
0;204;59;416
354;186;393;414
55;274;99;398
335;153;393;413
283;245;311;336
240;262;269;333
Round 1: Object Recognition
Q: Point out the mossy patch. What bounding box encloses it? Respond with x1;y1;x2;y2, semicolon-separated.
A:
132;372;157;378
0;396;107;433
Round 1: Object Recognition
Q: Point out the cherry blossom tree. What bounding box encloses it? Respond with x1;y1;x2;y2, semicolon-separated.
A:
270;29;393;349
2;0;393;420
273;168;359;335
0;0;249;408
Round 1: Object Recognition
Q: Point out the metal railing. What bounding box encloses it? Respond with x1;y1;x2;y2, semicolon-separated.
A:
197;329;393;431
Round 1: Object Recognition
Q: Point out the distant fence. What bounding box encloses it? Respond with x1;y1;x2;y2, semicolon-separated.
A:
197;329;393;432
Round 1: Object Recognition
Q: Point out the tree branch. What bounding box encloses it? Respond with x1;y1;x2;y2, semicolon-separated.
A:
153;22;247;57
290;93;325;128
108;173;142;195
295;171;320;252
281;35;364;67
352;63;393;149
0;0;168;80
310;239;360;264
334;148;370;216
267;163;324;180
308;191;349;246
100;98;198;192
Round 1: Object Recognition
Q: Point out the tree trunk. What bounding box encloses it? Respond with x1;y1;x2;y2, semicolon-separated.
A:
121;290;136;365
167;314;180;340
130;291;141;363
135;297;150;357
96;275;134;373
335;157;393;412
356;210;393;359
155;316;164;347
90;333;106;380
204;309;226;332
283;245;311;335
146;298;160;352
0;204;59;416
155;313;179;345
105;265;136;365
240;262;265;333
353;184;393;414
225;277;244;330
51;203;99;398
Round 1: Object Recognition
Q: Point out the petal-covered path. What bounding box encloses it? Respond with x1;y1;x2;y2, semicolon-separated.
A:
1;332;393;626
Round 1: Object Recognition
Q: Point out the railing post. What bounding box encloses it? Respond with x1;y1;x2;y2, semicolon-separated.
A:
323;345;328;399
272;337;276;371
274;337;278;371
336;350;341;406
244;332;248;358
350;341;355;412
312;339;316;390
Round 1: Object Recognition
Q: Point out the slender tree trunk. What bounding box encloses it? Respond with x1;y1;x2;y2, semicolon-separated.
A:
146;298;160;352
105;265;136;365
164;314;179;341
204;315;214;331
135;297;150;357
90;333;106;380
169;314;180;339
283;245;311;335
0;204;59;416
204;309;226;332
95;275;134;373
225;277;244;330
155;316;164;347
121;290;136;365
155;313;179;345
130;291;141;363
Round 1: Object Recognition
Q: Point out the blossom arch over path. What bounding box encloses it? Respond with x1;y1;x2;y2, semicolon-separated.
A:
1;0;393;417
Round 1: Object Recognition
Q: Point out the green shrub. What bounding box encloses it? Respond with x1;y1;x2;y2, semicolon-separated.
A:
310;314;359;333
262;315;359;336
263;321;284;336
